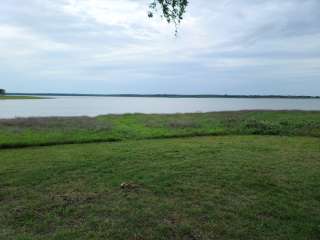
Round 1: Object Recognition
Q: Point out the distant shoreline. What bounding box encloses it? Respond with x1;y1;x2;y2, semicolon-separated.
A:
0;95;46;100
7;93;320;99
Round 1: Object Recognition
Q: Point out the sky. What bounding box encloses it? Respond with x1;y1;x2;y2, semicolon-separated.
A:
0;0;319;95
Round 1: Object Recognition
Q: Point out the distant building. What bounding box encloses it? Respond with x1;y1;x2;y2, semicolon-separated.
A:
0;89;5;95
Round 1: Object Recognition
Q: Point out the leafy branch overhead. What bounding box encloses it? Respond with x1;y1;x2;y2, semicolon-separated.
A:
148;0;189;31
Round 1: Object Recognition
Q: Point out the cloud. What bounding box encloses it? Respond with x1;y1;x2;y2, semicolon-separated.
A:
0;0;319;95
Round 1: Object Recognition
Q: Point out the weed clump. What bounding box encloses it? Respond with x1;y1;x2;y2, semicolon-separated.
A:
244;120;281;135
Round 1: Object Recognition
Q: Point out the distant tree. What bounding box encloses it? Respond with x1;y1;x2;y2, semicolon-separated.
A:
148;0;189;34
0;89;5;95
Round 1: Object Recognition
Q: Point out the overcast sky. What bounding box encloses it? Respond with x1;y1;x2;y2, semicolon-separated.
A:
1;0;319;95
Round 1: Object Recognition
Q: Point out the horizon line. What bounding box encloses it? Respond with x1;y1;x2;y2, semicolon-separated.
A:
6;92;320;99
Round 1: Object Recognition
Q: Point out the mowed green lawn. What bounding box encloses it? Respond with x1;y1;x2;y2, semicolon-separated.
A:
1;136;319;240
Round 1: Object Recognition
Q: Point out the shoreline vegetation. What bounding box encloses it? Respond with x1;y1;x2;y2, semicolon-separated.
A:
0;111;320;239
0;111;319;149
0;95;46;100
7;93;320;98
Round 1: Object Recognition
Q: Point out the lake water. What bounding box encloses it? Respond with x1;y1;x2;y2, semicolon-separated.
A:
1;96;320;118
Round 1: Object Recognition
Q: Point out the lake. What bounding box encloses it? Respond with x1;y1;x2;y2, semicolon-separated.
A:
1;96;320;118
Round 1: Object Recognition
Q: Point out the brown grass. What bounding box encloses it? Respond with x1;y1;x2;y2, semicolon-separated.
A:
0;116;113;131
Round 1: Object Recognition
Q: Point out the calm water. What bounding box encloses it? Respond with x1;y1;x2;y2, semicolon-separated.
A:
1;96;320;118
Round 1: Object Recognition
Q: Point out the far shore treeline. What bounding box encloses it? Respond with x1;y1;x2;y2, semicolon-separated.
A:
5;93;320;99
0;89;5;95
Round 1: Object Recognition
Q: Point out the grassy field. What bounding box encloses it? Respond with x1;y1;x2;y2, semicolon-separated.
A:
0;136;319;239
0;111;319;149
0;111;319;239
0;96;45;100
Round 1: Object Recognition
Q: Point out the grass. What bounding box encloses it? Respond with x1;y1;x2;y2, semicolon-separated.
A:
0;111;319;149
0;95;46;100
1;111;319;239
0;136;319;239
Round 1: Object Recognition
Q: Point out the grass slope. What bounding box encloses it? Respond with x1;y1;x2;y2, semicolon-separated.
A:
0;111;319;149
0;136;319;239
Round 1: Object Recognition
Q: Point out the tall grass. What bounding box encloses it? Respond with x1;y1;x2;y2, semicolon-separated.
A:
0;111;319;149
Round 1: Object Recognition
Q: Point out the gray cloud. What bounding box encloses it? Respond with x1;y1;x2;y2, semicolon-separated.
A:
0;0;319;95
